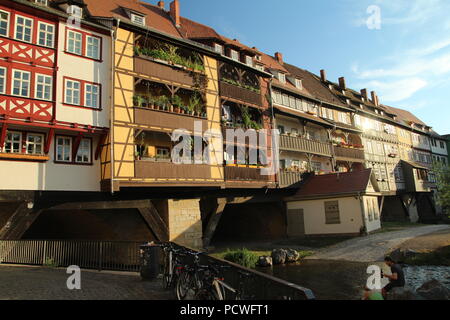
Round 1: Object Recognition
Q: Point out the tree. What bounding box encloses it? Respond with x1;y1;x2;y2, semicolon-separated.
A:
431;161;450;215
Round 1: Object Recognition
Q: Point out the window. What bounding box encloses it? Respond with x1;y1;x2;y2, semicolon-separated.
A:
85;83;100;108
324;201;340;224
0;67;5;94
65;79;81;105
440;141;445;149
15;15;33;43
277;125;285;135
279;159;286;170
38;22;54;47
295;79;302;89
76;139;91;163
312;161;322;173
278;72;286;83
12;70;31;97
35;0;48;5
131;13;145;26
26;134;44;155
0;10;9;37
56;136;72;162
256;64;264;71
214;43;223;54
230;49;239;61
291;128;299;137
86;35;100;60
4;132;21;153
282;94;289;107
35;74;52;100
245;56;253;67
67;30;82;55
68;5;83;19
156;147;170;159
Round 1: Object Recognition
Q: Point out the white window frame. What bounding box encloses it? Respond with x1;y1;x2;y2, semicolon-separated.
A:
67;30;83;55
26;133;44;155
56;136;72;163
131;13;145;26
4;131;22;154
37;21;54;48
75;138;91;164
14;15;33;43
245;55;253;67
214;43;223;54
0;9;10;37
35;73;53;101
12;69;31;98
0;66;6;94
230;49;239;61
85;83;100;109
65;79;81;105
86;35;100;60
278;72;286;83
295;79;302;89
35;0;48;5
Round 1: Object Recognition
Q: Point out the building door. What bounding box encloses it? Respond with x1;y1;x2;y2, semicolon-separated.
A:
287;209;305;237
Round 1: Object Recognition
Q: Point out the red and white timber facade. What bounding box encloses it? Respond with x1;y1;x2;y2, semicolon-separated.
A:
0;0;110;192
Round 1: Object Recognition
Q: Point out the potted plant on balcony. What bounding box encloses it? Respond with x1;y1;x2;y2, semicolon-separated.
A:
171;95;183;114
188;94;201;117
146;95;155;109
133;95;145;108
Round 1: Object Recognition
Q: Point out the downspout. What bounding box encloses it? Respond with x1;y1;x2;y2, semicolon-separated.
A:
268;76;278;187
358;192;368;236
110;19;120;194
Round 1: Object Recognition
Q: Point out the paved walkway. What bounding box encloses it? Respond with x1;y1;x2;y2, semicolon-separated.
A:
0;265;174;300
307;225;450;262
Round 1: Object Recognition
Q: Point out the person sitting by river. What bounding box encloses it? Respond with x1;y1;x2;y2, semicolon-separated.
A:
362;286;384;300
382;256;405;299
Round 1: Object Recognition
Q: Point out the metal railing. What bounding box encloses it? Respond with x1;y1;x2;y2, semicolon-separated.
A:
0;240;142;272
279;134;332;157
171;243;315;300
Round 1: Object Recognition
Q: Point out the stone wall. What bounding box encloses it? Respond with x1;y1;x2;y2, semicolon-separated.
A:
168;199;203;249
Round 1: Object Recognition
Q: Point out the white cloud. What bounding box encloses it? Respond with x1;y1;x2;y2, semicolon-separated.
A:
360;78;427;102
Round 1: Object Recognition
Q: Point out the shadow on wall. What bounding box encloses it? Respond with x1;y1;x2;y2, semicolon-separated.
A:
0;202;20;231
211;202;286;244
22;209;156;241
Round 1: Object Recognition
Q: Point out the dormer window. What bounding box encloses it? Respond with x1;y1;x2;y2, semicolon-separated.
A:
230;49;239;61
278;72;286;83
35;0;48;5
245;55;253;67
255;64;264;72
295;79;303;90
131;13;145;26
214;43;223;54
68;5;83;19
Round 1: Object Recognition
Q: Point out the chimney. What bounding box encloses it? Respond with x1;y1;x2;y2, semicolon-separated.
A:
170;0;180;27
338;77;346;90
361;88;368;100
371;91;379;106
157;1;165;9
320;69;327;82
275;52;283;64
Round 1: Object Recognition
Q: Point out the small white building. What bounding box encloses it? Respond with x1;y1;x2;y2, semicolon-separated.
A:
284;169;382;237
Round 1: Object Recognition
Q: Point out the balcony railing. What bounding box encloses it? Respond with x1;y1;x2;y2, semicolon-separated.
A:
134;107;208;132
279;171;304;187
0;38;56;68
333;146;365;162
134;57;198;87
219;81;262;106
363;130;398;143
224;165;270;182
279;135;332;157
0;95;53;121
135;160;214;181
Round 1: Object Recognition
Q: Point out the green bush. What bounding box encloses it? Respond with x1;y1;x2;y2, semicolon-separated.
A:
223;248;259;269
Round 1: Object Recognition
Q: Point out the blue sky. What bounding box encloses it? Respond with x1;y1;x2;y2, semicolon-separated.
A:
165;0;450;134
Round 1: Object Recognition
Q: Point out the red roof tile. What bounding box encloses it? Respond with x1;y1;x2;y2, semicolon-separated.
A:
288;169;373;199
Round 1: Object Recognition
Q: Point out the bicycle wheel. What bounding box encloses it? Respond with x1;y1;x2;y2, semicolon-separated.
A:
176;271;190;300
194;288;220;301
163;254;173;289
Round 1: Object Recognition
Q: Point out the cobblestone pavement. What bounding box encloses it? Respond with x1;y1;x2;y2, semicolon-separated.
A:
0;265;175;300
307;225;450;262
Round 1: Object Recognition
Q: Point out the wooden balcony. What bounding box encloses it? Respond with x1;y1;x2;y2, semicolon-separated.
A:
135;160;214;181
363;130;398;143
134;57;197;87
279;135;332;157
279;171;304;188
224;166;270;182
333;146;365;162
0;38;56;68
219;81;262;106
134;107;208;132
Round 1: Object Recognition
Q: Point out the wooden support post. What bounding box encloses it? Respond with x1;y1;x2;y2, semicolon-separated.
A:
203;200;227;248
95;133;108;161
0;123;8;149
44;128;55;154
72;133;83;161
137;202;169;242
0;202;42;240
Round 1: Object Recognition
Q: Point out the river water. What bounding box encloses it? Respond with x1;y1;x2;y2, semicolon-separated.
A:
257;260;450;300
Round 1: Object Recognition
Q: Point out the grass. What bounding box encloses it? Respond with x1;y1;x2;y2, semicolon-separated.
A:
403;246;450;266
373;222;425;234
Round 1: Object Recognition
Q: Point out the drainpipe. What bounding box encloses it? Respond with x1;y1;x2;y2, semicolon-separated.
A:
267;76;278;187
110;19;120;194
358;192;368;236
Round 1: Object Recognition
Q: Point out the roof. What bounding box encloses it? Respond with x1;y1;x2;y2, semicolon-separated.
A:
286;169;374;200
402;160;429;170
382;105;428;127
83;0;183;38
273;104;332;127
179;16;222;40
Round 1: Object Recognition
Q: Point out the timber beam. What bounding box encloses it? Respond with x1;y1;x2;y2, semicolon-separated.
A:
46;199;155;211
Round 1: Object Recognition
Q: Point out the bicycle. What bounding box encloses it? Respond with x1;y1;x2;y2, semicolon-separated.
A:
175;251;207;300
161;243;188;290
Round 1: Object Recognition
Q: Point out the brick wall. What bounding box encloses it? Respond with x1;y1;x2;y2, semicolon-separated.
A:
168;199;203;248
